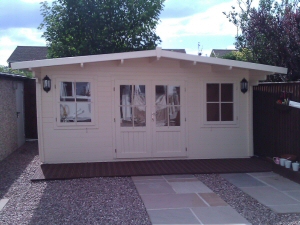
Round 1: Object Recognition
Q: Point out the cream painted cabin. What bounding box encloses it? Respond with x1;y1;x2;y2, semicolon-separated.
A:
12;48;287;164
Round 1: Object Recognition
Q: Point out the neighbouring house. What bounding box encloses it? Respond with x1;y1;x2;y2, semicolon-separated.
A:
0;72;29;160
12;47;287;164
7;46;48;67
210;49;238;58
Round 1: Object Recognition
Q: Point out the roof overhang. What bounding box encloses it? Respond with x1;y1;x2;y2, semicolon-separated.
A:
11;47;287;75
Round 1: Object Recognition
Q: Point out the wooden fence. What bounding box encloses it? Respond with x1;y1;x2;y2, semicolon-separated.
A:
253;82;300;159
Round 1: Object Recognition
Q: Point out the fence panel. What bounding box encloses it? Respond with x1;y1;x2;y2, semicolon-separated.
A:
253;82;300;159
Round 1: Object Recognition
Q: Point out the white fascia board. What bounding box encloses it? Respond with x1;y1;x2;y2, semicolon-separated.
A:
11;49;157;70
161;50;288;74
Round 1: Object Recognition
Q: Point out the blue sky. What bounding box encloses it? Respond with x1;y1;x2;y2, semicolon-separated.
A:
0;0;258;66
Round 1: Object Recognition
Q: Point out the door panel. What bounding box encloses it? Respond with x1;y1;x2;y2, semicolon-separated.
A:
115;81;151;158
152;81;186;157
115;80;186;158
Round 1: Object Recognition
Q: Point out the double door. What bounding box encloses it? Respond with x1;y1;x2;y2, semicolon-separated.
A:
115;80;186;158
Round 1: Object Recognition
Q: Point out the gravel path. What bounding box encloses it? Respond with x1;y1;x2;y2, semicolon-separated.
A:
0;141;151;225
196;174;300;225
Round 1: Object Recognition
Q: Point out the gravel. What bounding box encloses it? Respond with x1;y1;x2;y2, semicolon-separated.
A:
0;141;151;225
196;174;300;225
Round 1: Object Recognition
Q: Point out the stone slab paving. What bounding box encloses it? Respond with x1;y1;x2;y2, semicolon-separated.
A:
132;175;251;225
221;172;300;214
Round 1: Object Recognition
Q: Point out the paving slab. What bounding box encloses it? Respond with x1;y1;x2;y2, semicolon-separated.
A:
192;206;251;225
132;175;164;181
0;199;9;211
147;208;200;224
220;173;266;188
268;204;300;214
248;172;278;178
241;186;299;206
134;182;176;195
169;181;213;193
163;174;196;179
284;190;300;201
258;175;300;191
199;193;228;206
140;193;208;209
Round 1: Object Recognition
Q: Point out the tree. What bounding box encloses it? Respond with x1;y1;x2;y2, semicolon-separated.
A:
224;0;300;81
39;0;165;58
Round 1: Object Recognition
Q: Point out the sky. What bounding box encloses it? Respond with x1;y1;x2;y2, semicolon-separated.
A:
0;0;258;66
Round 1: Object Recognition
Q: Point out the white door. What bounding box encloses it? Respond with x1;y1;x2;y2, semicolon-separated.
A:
16;82;25;147
152;81;186;157
115;80;186;158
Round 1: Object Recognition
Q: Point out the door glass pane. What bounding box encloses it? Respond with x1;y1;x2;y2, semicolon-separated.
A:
221;84;233;102
207;103;219;121
168;86;180;105
120;106;132;127
169;106;180;126
60;103;75;122
207;84;219;102
156;106;168;127
60;82;74;101
221;103;233;121
77;102;92;122
120;85;132;106
133;106;146;127
133;85;146;105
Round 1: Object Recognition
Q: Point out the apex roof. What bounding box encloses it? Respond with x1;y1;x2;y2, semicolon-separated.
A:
11;47;287;76
7;46;48;64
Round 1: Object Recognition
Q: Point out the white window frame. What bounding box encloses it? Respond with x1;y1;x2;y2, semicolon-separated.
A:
54;77;97;129
202;80;239;127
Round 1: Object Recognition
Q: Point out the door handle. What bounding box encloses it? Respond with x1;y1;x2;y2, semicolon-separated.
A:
16;112;20;118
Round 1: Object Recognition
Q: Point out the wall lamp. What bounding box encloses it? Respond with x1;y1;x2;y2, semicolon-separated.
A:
240;78;248;94
43;75;51;93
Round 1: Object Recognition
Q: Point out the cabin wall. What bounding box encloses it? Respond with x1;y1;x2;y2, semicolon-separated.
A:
38;58;251;163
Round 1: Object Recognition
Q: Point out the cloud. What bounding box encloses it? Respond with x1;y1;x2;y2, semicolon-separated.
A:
157;1;237;42
0;28;45;65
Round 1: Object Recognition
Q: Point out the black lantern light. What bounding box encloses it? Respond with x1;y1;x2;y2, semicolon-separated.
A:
240;78;248;94
43;75;51;93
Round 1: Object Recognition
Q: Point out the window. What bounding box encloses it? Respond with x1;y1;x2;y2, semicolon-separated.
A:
120;85;146;127
155;85;181;127
204;82;237;126
57;79;94;127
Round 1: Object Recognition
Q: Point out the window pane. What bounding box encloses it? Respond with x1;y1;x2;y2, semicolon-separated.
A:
207;84;219;102
169;106;180;126
221;103;233;121
207;103;219;121
133;106;146;127
156;106;168;127
156;85;167;105
60;103;75;122
120;85;132;106
133;85;146;106
120;107;133;127
168;86;180;106
77;103;92;122
76;82;91;102
221;84;233;102
60;82;74;101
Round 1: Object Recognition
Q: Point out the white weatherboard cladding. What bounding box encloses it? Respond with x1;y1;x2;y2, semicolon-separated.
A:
37;58;251;163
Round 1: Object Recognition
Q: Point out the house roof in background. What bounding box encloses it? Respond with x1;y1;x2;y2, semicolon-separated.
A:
211;49;237;58
0;72;28;80
7;46;48;63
